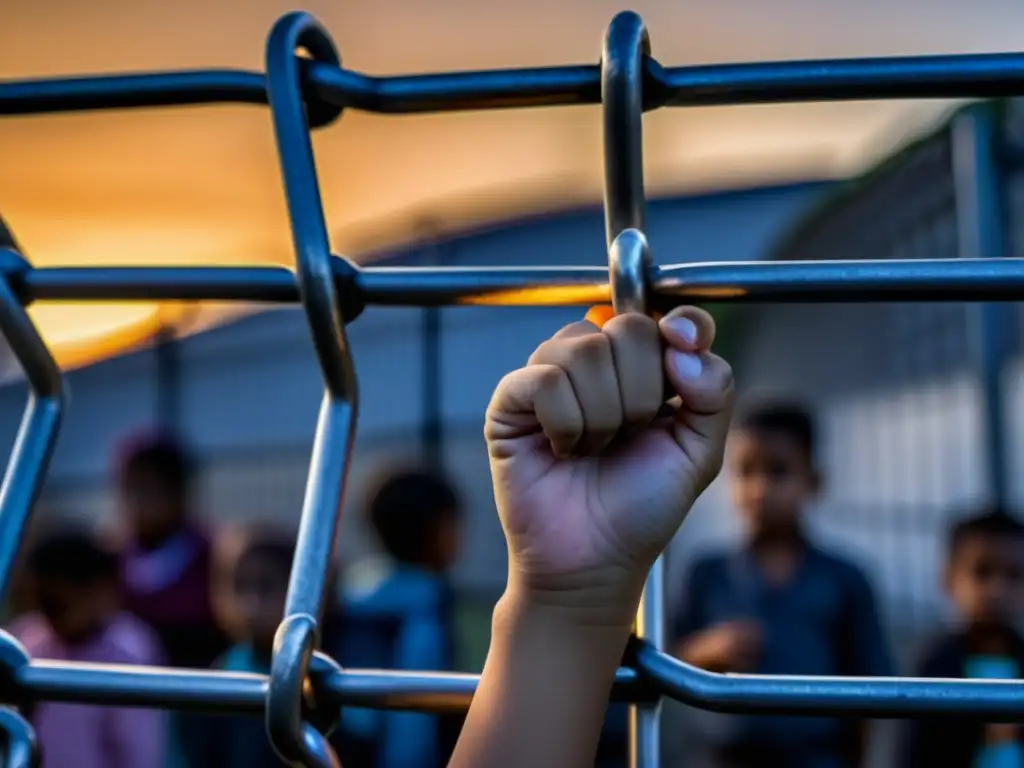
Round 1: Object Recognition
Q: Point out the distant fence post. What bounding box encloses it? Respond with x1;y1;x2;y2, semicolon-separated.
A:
953;103;1011;509
154;304;198;439
416;220;446;469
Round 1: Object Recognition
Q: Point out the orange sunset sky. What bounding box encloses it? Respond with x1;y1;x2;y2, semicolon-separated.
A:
2;0;1022;367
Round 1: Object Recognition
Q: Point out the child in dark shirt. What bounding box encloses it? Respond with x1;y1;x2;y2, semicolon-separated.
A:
899;509;1024;768
673;402;892;768
337;467;464;768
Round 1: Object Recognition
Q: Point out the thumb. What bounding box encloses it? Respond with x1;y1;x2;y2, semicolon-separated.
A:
659;307;735;489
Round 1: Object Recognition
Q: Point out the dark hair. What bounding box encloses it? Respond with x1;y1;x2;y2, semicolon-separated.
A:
119;433;192;494
29;531;120;585
235;527;295;580
367;468;461;565
736;401;816;460
948;507;1024;560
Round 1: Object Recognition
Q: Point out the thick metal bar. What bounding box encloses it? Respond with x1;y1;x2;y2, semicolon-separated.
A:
0;253;63;598
8;658;640;714
952;104;1011;508
0;71;267;115
17;661;268;712
18;259;1024;307
657;52;1024;107
265;14;350;768
18;641;1024;722
648;258;1024;304
18;265;301;303
602;12;660;768
636;644;1024;720
602;14;649;249
0;709;37;768
10;51;1024;118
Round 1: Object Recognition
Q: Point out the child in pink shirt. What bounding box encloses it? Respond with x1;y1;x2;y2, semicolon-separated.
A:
10;530;166;768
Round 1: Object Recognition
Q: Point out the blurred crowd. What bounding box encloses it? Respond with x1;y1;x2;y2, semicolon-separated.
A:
5;434;466;768
7;397;1024;768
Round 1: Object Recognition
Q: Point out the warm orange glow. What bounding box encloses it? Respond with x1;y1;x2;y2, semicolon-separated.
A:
28;303;164;370
460;283;611;307
1;0;1012;364
679;287;749;299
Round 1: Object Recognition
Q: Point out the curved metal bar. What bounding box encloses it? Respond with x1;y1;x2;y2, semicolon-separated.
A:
601;11;650;249
264;12;355;767
608;230;651;315
267;615;320;766
601;15;662;767
0;251;63;595
635;642;1024;719
265;12;355;392
0;709;37;768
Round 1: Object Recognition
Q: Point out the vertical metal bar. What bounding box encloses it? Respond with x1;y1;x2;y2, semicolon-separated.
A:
264;12;348;768
952;104;1011;509
602;12;660;768
0;251;63;597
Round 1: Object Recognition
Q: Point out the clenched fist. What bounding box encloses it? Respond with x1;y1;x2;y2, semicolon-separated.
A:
485;306;735;627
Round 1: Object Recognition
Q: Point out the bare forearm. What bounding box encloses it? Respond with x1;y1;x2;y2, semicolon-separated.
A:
449;589;633;768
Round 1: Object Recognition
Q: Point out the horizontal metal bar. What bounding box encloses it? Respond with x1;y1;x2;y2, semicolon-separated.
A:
17;661;268;713
658;52;1024;107
0;70;267;116
9;660;640;714
13;258;1024;307
18;265;301;303
637;645;1024;720
21;649;1024;721
7;50;1024;119
650;258;1024;304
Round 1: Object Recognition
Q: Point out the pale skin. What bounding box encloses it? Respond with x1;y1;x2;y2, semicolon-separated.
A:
448;305;735;768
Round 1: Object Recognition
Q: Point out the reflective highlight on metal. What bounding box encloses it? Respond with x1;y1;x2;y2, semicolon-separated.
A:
601;13;660;768
0;709;37;768
3;8;1024;767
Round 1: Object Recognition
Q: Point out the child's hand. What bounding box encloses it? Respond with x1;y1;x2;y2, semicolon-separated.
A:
678;620;763;673
485;306;735;627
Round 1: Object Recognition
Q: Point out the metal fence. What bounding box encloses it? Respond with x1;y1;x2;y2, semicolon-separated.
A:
6;9;1024;768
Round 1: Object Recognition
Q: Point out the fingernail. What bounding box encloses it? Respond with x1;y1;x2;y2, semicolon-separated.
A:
671;349;702;379
666;316;698;344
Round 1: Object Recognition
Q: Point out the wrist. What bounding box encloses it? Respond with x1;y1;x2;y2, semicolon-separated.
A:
490;588;633;686
497;577;641;638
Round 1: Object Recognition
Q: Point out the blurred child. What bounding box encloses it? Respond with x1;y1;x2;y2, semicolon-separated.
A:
177;526;297;768
10;530;166;768
116;433;226;669
899;509;1024;767
672;402;892;768
178;525;351;768
336;467;464;768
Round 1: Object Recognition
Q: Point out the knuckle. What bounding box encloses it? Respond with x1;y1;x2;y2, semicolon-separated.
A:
531;363;569;394
604;311;657;338
569;333;611;366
